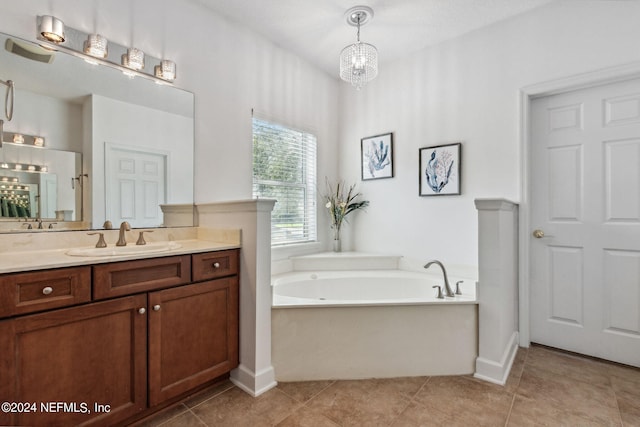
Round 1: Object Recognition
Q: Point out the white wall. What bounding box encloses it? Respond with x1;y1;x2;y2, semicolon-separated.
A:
0;0;338;235
338;1;640;269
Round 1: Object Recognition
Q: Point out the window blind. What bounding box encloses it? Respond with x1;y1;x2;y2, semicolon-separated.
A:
252;118;317;246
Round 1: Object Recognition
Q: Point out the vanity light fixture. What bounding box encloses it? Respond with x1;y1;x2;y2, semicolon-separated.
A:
0;164;8;169
122;47;145;72
27;165;36;172
40;165;48;173
39;15;65;43
35;15;177;84
83;34;108;59
14;164;22;171
154;59;176;82
339;6;378;90
33;137;44;147
13;133;24;144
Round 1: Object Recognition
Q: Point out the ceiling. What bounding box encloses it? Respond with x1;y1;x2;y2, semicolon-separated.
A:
193;0;556;76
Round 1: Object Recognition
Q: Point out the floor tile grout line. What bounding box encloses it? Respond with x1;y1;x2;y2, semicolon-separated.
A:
186;383;237;411
154;403;190;427
270;388;307;426
186;407;208;427
388;395;417;427
610;385;626;427
504;393;517;427
277;379;338;405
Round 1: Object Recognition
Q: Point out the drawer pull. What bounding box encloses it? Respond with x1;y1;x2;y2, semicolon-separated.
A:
213;262;221;269
138;308;146;315
42;286;54;295
153;304;161;311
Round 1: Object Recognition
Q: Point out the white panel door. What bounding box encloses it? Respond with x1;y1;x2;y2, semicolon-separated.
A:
105;144;167;228
530;78;640;367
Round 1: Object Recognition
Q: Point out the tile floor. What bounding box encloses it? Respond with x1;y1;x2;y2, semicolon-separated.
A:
139;345;640;426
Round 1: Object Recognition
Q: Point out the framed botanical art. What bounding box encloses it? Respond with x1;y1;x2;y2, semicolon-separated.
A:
419;142;462;196
361;132;393;180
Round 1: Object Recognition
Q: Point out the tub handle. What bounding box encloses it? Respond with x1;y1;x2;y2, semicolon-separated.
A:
455;281;463;295
432;285;444;299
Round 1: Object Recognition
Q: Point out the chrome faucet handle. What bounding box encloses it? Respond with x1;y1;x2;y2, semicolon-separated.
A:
432;285;444;299
455;281;463;295
48;222;57;229
88;232;107;248
136;230;153;246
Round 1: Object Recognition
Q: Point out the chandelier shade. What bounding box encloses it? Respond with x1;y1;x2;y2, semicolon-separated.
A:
339;6;378;90
339;41;378;89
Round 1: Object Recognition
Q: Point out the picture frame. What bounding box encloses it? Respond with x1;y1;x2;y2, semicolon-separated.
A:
361;132;394;180
419;142;462;196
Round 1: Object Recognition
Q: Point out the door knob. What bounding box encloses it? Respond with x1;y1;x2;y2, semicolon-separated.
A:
533;229;545;238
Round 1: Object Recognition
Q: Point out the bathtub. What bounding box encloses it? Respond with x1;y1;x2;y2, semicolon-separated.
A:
271;255;478;381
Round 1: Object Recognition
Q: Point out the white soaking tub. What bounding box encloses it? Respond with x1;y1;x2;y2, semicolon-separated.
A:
271;255;478;381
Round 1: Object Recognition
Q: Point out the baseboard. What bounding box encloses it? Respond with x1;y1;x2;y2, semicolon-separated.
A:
230;364;277;397
474;331;519;385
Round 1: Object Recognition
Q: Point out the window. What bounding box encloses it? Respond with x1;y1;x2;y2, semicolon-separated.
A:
252;117;317;246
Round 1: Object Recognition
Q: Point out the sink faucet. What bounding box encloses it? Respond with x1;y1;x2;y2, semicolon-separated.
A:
116;221;130;246
424;260;454;297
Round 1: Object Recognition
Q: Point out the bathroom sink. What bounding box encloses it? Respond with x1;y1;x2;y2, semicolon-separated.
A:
66;242;182;257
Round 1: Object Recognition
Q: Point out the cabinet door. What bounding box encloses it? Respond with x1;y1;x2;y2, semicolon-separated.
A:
0;295;147;427
148;278;239;406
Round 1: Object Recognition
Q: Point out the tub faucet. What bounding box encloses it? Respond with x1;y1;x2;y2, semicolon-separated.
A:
116;221;130;246
424;260;454;297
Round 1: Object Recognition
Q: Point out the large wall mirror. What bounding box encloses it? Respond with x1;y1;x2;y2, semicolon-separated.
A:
0;31;194;233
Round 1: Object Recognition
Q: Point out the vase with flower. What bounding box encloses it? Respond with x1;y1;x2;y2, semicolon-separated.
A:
324;179;369;252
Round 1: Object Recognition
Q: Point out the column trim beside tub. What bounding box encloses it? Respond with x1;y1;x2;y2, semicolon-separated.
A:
474;198;519;385
196;199;277;397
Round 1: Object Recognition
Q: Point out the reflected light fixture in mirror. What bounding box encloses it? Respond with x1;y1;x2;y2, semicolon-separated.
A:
39;15;65;43
3;132;45;148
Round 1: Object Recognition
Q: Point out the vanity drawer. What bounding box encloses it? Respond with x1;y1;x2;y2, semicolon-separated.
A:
0;267;91;317
93;255;191;300
192;250;239;282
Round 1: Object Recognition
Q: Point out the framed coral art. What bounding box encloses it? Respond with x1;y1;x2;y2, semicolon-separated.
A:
419;143;462;196
361;132;394;180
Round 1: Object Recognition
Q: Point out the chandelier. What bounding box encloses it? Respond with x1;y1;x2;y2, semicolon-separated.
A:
339;6;378;90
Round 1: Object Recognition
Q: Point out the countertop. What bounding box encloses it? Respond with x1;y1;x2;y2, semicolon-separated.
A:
0;227;241;274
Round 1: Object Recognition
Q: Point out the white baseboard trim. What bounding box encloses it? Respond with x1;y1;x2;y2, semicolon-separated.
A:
474;331;519;385
230;364;278;397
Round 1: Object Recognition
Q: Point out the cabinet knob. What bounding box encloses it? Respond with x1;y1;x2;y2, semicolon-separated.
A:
42;286;53;295
138;308;146;314
153;304;161;311
213;262;220;269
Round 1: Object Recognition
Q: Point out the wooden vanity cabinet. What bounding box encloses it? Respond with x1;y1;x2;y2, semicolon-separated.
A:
0;294;148;427
0;248;240;427
148;276;239;406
